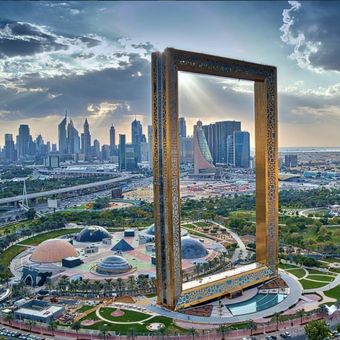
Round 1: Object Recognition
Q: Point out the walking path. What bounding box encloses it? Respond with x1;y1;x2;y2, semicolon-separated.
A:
303;274;340;294
146;272;302;324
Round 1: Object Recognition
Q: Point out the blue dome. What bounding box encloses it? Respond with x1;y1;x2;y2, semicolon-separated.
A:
181;236;208;259
77;226;110;243
96;255;131;275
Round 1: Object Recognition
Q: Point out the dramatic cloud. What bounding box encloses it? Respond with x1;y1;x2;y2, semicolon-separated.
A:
280;1;340;72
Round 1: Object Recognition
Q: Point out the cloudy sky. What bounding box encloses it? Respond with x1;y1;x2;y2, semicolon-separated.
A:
1;1;340;147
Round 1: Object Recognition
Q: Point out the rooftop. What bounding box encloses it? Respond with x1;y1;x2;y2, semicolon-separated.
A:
182;262;263;291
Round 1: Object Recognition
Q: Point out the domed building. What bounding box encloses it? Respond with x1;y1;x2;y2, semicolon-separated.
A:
31;239;78;263
139;224;188;244
95;255;131;275
76;226;111;243
181;236;208;259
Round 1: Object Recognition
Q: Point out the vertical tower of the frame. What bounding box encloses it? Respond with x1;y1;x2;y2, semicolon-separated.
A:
254;72;278;273
152;50;182;310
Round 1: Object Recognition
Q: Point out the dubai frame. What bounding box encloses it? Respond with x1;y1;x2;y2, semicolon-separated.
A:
152;48;278;310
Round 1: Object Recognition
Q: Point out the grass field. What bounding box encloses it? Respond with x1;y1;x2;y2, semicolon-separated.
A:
279;263;299;269
98;307;151;323
299;279;330;289
324;286;340;300
307;269;335;276
19;228;82;246
285;268;307;278
305;275;335;282
78;311;184;334
77;305;94;313
0;245;27;276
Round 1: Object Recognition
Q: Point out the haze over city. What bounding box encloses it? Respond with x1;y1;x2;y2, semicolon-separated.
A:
1;1;340;147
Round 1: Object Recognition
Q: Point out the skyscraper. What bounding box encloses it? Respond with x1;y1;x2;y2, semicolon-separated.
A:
67;119;80;155
109;124;116;156
193;121;215;174
227;131;250;168
4;134;15;162
58;114;67;155
118;134;126;171
148;125;152;167
203;120;241;164
93;139;100;159
126;144;137;170
82;118;91;159
179;117;187;138
17;124;31;159
131;119;143;162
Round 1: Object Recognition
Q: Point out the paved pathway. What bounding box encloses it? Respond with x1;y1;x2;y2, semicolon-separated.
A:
146;272;302;324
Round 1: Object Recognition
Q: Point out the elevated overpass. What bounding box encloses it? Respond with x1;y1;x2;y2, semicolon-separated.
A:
0;174;136;206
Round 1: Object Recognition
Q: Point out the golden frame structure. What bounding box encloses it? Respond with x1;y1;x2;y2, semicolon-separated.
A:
152;48;278;310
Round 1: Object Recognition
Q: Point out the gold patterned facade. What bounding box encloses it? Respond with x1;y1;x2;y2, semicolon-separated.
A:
152;48;278;310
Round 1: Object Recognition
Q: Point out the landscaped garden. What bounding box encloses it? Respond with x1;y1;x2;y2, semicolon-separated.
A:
299;279;333;290
98;307;152;323
285;268;307;279
324;286;340;300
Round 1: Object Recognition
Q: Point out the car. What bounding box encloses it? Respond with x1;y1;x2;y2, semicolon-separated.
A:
280;332;291;338
265;336;277;340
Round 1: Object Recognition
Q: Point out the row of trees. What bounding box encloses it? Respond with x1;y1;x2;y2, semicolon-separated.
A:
54;275;157;297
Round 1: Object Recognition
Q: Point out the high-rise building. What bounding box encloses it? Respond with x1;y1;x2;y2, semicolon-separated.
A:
118;134;126;171
179;117;187;138
131;119;143;162
227;131;251;168
17;124;31;159
126;144;137;170
67;119;80;155
193;121;215;174
180;136;193;164
58;114;67;155
203;120;241;164
284;154;298;167
51;144;57;153
141;141;150;162
101;144;110;161
82;118;91;159
148;125;152;167
4;134;15;162
109;124;116;156
234;131;250;168
93;139;100;159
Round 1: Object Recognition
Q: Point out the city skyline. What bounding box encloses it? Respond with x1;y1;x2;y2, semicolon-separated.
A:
1;2;340;147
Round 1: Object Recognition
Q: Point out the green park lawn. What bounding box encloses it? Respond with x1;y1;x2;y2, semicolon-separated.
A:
76;305;94;313
307;269;335;276
306;274;335;282
324;286;340;300
285;268;307;279
19;228;81;246
299;279;330;289
0;245;27;276
78;311;184;334
98;307;151;323
279;263;299;270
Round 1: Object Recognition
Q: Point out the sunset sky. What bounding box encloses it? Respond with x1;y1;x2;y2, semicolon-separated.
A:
1;1;340;147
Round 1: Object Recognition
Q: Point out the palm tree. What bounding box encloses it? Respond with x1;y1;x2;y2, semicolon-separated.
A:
296;309;306;325
127;327;136;340
48;320;57;336
104;279;113;297
26;319;36;332
4;312;13;325
127;276;136;294
273;312;281;331
191;327;195;340
72;321;81;339
116;278;125;296
195;263;201;276
248;320;257;336
217;325;227;340
99;324;109;340
317;304;328;318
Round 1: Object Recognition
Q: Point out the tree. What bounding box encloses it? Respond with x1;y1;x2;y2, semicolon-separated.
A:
48;320;57;336
26;319;36;332
4;312;13;325
99;324;109;340
248;320;257;336
72;321;81;339
217;325;227;340
296;309;306;325
127;327;136;340
304;320;330;340
25;208;36;220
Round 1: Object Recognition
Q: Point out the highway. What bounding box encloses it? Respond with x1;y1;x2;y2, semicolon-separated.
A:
0;174;135;205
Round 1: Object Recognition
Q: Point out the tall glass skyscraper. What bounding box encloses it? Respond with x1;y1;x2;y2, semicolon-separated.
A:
131;119;143;162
